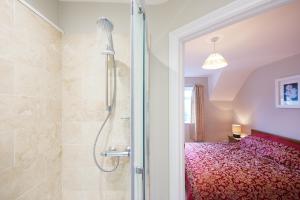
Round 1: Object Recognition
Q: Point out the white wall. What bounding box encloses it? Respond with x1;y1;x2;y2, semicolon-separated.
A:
233;54;300;140
24;0;59;25
185;77;232;142
146;1;234;199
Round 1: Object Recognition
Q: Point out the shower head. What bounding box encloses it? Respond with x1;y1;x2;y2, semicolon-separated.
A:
97;17;115;55
97;17;114;32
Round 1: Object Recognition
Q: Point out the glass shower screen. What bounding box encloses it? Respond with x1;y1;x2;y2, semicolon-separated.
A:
131;0;149;200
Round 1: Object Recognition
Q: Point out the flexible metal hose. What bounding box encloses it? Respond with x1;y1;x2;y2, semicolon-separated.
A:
93;55;119;172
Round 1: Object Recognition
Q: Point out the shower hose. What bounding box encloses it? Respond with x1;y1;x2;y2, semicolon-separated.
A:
93;56;120;172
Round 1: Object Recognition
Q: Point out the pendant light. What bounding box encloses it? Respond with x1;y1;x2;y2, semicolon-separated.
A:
202;37;228;70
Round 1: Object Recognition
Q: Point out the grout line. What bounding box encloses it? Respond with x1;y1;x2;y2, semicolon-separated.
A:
13;130;16;167
0;93;59;99
0;166;13;174
15;178;46;200
62;144;93;146
16;0;64;33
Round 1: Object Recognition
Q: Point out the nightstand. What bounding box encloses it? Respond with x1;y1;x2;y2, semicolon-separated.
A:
228;135;241;143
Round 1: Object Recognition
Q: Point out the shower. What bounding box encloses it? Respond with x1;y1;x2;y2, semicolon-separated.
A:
1;0;148;199
97;17;115;56
93;17;130;173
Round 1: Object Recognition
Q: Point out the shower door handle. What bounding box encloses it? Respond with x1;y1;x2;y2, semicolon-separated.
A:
135;167;144;174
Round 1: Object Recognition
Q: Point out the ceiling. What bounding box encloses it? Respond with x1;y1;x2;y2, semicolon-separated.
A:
184;0;300;101
59;0;168;5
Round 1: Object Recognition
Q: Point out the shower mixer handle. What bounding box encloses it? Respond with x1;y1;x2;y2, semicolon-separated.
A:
101;146;131;157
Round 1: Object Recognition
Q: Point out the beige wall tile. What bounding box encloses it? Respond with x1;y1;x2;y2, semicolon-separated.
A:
62;190;85;200
0;95;15;132
62;168;83;191
0;0;13;25
81;98;106;121
101;190;130;200
0;160;45;200
45;43;62;74
13;96;41;130
0;131;14;172
62;98;83;121
0;1;62;199
40;98;61;122
14;127;40;169
0;27;13;61
12;40;46;69
41;70;62;99
14;64;43;96
0;59;14;94
16;179;61;200
99;162;130;191
0;0;13;60
0;9;14;60
62;167;100;191
62;145;94;168
62;190;101;200
81;121;101;145
61;121;82;144
37;122;62;162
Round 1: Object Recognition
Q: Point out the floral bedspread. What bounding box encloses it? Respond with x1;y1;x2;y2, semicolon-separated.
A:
185;138;300;200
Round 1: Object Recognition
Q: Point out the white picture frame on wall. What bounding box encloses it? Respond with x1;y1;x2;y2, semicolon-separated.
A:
275;75;300;108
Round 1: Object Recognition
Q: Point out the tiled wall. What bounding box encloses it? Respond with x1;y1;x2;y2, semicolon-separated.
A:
0;1;130;199
61;33;130;199
0;1;62;199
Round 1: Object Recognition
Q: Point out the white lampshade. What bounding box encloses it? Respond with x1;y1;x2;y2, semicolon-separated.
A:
232;124;242;134
202;53;228;70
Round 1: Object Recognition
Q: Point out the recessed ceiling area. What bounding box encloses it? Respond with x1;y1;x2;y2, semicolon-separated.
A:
59;0;168;5
184;0;300;101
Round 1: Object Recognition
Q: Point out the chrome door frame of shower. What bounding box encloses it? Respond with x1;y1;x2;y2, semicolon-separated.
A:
131;0;149;200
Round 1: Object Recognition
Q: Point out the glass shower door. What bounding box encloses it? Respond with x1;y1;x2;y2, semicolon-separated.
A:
131;0;149;200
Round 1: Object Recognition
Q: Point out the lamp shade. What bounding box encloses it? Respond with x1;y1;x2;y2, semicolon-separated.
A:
232;124;241;134
202;53;228;70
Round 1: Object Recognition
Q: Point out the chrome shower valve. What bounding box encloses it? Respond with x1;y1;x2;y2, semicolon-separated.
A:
101;146;131;157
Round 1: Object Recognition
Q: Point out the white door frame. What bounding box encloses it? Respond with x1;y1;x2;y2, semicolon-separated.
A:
168;0;292;200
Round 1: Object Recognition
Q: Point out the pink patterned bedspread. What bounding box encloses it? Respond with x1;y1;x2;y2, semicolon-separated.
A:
185;136;300;200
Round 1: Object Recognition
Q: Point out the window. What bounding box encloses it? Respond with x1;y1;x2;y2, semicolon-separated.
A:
184;86;193;123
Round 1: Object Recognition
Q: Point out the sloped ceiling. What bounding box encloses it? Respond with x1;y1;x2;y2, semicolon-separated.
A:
59;0;168;5
184;0;300;101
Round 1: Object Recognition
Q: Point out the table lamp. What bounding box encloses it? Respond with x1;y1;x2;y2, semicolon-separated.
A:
232;124;241;138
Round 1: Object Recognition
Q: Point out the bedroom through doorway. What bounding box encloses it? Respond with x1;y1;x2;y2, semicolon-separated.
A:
181;0;300;199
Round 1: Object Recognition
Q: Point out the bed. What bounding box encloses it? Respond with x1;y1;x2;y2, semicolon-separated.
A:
185;130;300;200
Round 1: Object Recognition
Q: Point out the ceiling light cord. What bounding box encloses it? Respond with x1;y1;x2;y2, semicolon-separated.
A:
211;36;218;53
213;41;216;53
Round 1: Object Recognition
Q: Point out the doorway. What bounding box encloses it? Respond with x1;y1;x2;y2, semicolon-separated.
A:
168;0;292;199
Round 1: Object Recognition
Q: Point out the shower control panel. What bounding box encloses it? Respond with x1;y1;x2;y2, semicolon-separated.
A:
100;146;131;157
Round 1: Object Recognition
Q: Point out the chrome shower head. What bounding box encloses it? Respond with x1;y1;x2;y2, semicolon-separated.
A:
97;17;114;32
97;17;115;55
